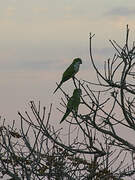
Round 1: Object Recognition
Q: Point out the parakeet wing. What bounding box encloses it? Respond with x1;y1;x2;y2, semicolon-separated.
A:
72;97;80;113
60;96;74;123
67;96;74;109
60;89;81;123
60;95;80;123
53;63;75;94
61;63;76;83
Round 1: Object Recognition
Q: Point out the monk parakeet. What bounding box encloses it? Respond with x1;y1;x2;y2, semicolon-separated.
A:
60;88;82;123
53;58;82;94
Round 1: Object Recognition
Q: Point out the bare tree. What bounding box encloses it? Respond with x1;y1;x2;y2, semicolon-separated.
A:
0;25;135;179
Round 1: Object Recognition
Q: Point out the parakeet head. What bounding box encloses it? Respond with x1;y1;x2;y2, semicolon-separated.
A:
73;88;82;96
73;58;82;64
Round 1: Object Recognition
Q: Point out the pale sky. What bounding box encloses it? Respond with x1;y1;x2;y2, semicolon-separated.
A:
0;0;135;125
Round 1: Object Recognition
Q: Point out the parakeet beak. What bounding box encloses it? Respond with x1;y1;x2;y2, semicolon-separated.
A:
79;59;82;64
80;59;82;64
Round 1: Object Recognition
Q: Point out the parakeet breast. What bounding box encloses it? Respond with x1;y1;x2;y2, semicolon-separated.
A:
74;62;80;72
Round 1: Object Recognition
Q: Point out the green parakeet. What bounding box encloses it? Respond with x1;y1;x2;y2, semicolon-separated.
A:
60;88;82;124
53;58;82;94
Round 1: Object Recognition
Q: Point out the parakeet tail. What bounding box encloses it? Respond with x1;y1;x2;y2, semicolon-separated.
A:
60;111;70;124
53;81;62;94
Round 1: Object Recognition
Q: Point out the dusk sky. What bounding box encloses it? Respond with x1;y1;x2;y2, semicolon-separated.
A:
0;0;135;125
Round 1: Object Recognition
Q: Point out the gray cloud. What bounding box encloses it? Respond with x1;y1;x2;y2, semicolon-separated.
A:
105;7;135;16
